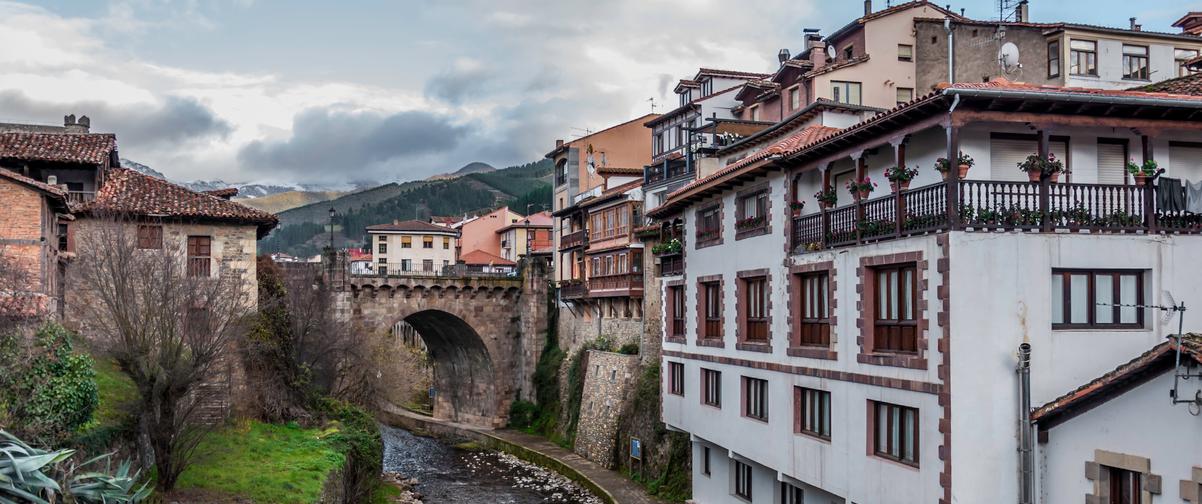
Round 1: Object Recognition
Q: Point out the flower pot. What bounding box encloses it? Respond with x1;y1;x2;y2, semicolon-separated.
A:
890;180;911;193
792;208;802;217
819;201;834;209
958;164;971;179
858;189;872;200
1027;170;1042;183
1049;172;1061;184
1133;173;1147;187
940;170;950;181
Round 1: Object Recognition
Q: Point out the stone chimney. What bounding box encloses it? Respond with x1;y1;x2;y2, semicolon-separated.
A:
1130;17;1141;31
555;139;564;149
63;114;90;134
864;0;872;16
1016;1;1029;23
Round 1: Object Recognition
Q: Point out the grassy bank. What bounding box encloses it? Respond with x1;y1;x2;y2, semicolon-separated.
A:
175;421;347;503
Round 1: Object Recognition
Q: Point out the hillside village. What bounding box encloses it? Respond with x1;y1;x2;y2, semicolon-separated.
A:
4;1;1202;504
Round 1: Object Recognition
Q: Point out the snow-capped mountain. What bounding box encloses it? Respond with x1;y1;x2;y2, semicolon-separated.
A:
119;159;376;198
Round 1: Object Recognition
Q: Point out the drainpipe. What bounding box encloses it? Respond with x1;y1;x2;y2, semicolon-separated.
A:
944;18;955;84
1018;343;1034;504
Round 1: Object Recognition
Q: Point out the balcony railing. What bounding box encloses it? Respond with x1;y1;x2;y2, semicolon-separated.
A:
67;191;95;205
559;230;587;251
354;263;514;278
588;272;645;297
529;238;553;253
645;164;693;186
560;281;588;300
792;179;1197;253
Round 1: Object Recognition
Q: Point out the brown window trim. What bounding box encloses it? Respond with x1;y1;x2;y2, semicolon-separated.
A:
1051;269;1145;330
695;203;723;249
136;224;163;250
1047;40;1061;79
741;376;769;422
857;253;928;370
667;361;684;396
734;185;771;240
666;283;687;343
869;400;920;468
736;269;772;352
697;275;725;346
794;386;831;441
701;368;721;408
789;261;837;360
186;235;212;278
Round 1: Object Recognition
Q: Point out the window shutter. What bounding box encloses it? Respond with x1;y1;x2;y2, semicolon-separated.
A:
989;138;1067;181
1097;142;1127;185
1170;144;1202;181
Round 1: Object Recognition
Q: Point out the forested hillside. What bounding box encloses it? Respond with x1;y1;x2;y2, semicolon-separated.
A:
260;159;552;256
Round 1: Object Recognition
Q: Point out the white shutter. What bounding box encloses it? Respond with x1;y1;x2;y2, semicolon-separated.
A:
989;137;1068;181
1097;142;1127;185
833;170;854;206
1169;144;1202;181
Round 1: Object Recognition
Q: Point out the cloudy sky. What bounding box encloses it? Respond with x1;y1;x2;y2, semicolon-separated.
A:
1;0;1197;185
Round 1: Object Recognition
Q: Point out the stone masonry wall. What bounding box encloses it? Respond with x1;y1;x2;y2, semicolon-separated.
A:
574;349;641;468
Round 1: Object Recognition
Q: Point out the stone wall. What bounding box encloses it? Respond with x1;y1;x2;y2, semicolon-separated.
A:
574;350;641;468
557;302;643;355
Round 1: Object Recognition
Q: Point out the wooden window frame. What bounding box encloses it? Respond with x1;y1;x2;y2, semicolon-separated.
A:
700;280;724;341
702;368;721;408
377;241;387;254
668;361;685;396
696;204;722;245
871;263;919;354
1070;39;1098;76
1121;44;1150;81
796;271;831;347
1051;269;1145;329
668;285;686;338
1048;40;1061;78
741;275;770;343
871;401;919;467
734;187;769;237
186;235;212;278
795;386;831;440
701;446;711;476
781;482;804;504
136;224;162;250
401;235;412;248
733;459;753;500
742;376;769;422
423;236;434;249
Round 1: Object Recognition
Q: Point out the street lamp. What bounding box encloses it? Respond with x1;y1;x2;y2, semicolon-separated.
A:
328;207;336;251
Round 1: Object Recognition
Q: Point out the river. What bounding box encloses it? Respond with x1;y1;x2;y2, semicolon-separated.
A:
379;424;602;504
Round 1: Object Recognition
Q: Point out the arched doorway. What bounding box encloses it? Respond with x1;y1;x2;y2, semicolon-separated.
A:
399;309;501;425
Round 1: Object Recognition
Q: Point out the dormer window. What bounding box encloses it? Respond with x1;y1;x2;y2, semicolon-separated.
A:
844;45;854;60
701;78;712;96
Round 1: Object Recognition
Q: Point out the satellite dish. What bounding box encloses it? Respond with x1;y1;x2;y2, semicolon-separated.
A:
826;44;838;61
998;42;1022;74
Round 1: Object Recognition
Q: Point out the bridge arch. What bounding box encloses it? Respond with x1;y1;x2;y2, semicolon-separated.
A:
399;309;497;424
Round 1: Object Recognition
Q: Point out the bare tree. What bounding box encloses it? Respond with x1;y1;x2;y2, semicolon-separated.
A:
73;216;252;491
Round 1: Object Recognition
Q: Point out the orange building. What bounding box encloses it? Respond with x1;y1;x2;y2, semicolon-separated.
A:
457;206;524;258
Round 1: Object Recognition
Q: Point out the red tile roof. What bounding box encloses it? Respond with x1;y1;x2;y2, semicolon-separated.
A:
0;132;116;165
203;187;239;199
695;68;772;80
595;166;643;177
429;215;461;225
1031;335;1202;428
1135;72;1202;96
459;249;515;266
347;249;372;261
724;125;843;171
366;219;459;234
77;168;278;236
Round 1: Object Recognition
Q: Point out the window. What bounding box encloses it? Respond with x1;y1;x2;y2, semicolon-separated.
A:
701;446;711;476
872;263;918;353
1122;45;1149;80
789;87;801;110
696;205;721;242
737;190;767;228
702;368;721;407
795;387;831;439
668;361;684;395
1070;39;1097;76
873;401;919;465
843;45;854;60
701;281;723;339
423;236;434;248
136;225;162;249
1051;269;1144;328
443;237;451;249
378;265;387;275
742;376;768;421
733;460;753;500
378;242;387;254
831;81;862;105
378;257;386;265
423;259;433;272
895;87;913;106
401;259;412;271
401;235;412;248
1106;466;1140;504
668;285;686;338
1048;40;1061;77
742;276;769;342
780;482;804;504
1177;48;1200;76
749;105;760;121
797;272;830;346
897;44;913;62
186;236;211;277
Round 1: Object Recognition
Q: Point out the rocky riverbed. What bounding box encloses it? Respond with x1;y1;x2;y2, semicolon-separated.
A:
379;423;602;504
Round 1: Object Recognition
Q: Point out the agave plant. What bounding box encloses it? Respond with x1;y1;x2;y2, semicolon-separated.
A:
0;430;149;504
0;429;72;504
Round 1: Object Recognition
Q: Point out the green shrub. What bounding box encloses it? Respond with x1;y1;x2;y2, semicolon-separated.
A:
0;430;149;504
0;323;98;443
507;400;539;429
314;398;382;502
618;342;640;355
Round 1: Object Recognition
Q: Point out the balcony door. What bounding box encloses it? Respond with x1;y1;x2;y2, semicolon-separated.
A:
989;134;1068;182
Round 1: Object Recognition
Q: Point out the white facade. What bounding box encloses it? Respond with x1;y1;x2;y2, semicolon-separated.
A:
1059;29;1202;91
660;113;1202;503
368;228;458;274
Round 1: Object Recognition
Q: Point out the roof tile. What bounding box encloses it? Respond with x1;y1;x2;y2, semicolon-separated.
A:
0;132;116;165
78;168;278;234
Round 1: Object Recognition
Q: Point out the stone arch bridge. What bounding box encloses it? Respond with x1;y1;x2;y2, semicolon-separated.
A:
327;260;548;428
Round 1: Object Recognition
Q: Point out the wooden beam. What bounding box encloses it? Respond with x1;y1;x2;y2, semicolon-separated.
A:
951;110;1202;132
786;113;947;175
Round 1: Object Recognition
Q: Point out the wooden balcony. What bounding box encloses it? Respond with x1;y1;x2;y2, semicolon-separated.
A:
657;253;683;276
560;281;588;300
559;230;587;251
67;191;95;205
588;272;645;298
792;179;1198;253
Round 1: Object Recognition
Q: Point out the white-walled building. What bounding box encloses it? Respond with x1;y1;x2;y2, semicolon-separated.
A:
648;79;1202;504
366;220;459;275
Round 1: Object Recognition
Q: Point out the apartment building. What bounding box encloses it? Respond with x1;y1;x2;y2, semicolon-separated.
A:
497;211;552;262
650;80;1202;503
458;206;524;258
915;10;1202;93
366;220;459;275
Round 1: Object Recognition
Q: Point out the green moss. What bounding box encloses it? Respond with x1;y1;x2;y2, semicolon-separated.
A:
369;481;402;504
85;356;137;430
176;421;347;504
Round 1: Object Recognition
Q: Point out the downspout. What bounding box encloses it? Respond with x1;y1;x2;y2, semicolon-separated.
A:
1018;343;1034;504
944;18;955;84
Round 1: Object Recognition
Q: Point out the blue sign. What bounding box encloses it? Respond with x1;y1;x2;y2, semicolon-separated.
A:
630;438;642;460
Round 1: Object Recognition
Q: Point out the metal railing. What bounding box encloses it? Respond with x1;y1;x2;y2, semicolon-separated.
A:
354;263;516;279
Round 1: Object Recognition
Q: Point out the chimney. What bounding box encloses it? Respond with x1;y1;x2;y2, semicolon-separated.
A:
63;113;89;134
1130;17;1141;31
864;0;872;16
46;175;57;186
555;139;564;148
1016;0;1029;22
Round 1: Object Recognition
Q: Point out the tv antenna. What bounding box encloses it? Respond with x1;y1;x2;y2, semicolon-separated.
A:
648;97;658;113
998;0;1022;21
1100;292;1201;415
